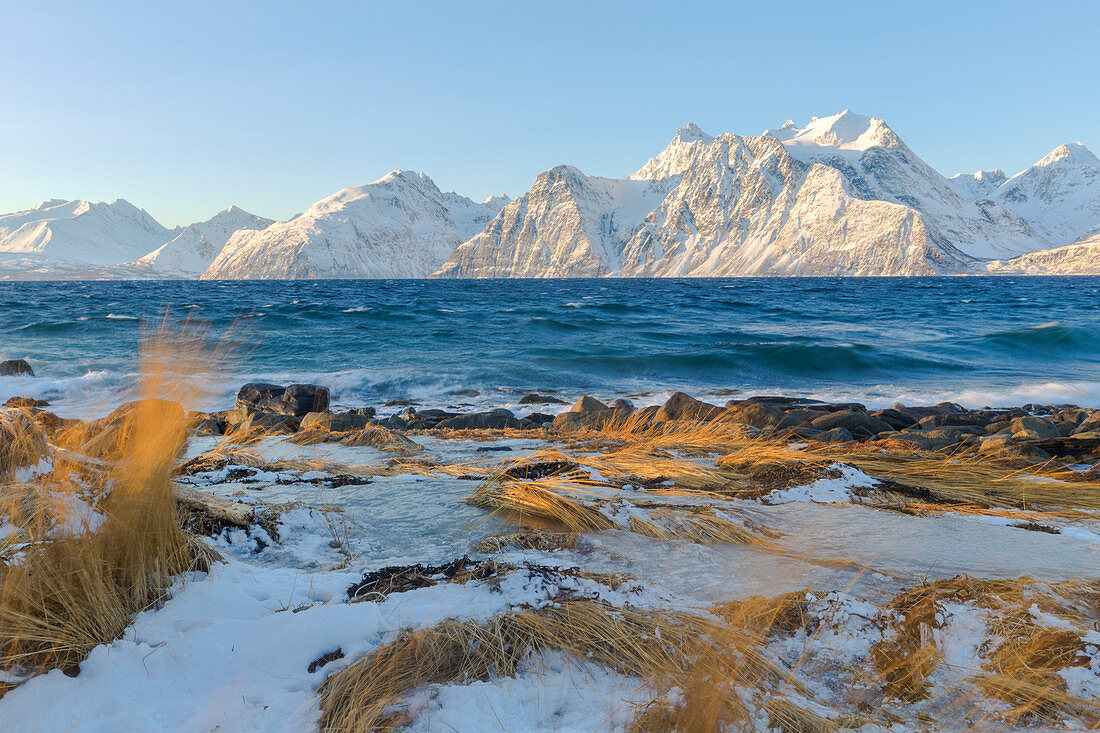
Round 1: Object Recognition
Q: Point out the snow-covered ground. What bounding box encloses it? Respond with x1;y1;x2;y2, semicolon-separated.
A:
2;434;1098;731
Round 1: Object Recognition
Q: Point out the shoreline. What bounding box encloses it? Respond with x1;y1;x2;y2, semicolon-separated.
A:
2;380;1099;730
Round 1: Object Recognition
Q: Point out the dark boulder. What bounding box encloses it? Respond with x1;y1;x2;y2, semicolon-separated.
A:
567;395;609;413
523;413;555;425
552;409;628;432
721;402;800;430
810;410;893;437
4;396;49;408
871;408;919;430
235;383;329;417
0;359;33;377
815;427;854;443
654;392;722;422
301;411;374;432
435;409;525;430
518;393;567;405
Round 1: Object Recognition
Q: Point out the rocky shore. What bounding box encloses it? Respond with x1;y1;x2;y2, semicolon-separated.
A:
166;382;1100;471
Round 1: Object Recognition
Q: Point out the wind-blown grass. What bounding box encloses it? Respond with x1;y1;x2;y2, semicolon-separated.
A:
0;321;221;689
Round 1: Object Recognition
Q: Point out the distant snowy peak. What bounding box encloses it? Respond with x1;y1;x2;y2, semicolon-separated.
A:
764;110;902;157
438;109;1070;278
1036;141;1099;168
949;169;1008;199
994;141;1100;243
673;122;714;144
0;198;172;271
202;171;506;280
132;206;274;277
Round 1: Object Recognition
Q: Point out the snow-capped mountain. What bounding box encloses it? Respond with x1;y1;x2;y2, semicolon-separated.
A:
436;111;1050;278
0;198;175;278
130;206;273;277
202;171;507;279
987;232;1100;275
988;142;1100;244
2;112;1096;280
948;169;1007;200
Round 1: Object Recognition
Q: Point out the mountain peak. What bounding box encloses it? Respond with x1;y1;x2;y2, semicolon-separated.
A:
765;110;899;154
1038;141;1099;169
673;122;713;144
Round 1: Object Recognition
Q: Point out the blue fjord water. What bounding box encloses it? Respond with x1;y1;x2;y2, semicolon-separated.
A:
0;277;1097;416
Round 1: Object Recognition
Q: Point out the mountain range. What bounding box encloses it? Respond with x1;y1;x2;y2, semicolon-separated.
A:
3;111;1098;279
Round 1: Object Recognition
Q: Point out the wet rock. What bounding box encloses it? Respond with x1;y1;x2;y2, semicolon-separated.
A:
231;411;300;436
721;402;789;429
523;413;555;425
978;436;1013;455
551;409;626;432
235;383;329;417
300;411;374;432
193;418;225;436
435;409;524;430
307;649;345;674
886;431;966;451
0;359;33;377
409;409;460;423
984;442;1052;463
870;408;919;430
3;396;48;408
608;398;635;412
810;410;893;437
347;557;509;600
815;427;854;443
1010;416;1060;441
374;416;408;430
519;393;567;405
1053;420;1077;436
654;392;722;422
567;395;609;413
729;395;824;407
349;406;377;418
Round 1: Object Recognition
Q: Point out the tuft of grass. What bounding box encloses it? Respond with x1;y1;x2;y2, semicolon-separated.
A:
813;445;1100;513
471;528;579;553
318;599;802;733
466;473;617;532
0;319;220;687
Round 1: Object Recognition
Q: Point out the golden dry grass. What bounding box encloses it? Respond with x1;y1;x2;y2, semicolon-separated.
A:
865;576;1100;727
813;444;1100;513
318;599;806;733
0;319;221;686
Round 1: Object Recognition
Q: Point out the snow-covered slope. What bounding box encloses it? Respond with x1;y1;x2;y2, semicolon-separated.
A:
948;169;1007;200
437;112;1044;278
989;142;1100;244
987;232;1100;275
202;171;507;279
0;198;175;278
130;206;273;277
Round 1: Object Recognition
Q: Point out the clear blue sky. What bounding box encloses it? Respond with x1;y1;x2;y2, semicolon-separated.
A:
1;0;1096;227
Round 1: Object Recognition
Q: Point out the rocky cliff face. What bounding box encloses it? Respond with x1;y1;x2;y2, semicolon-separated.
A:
987;233;1100;275
203;171;506;279
436;112;1027;278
